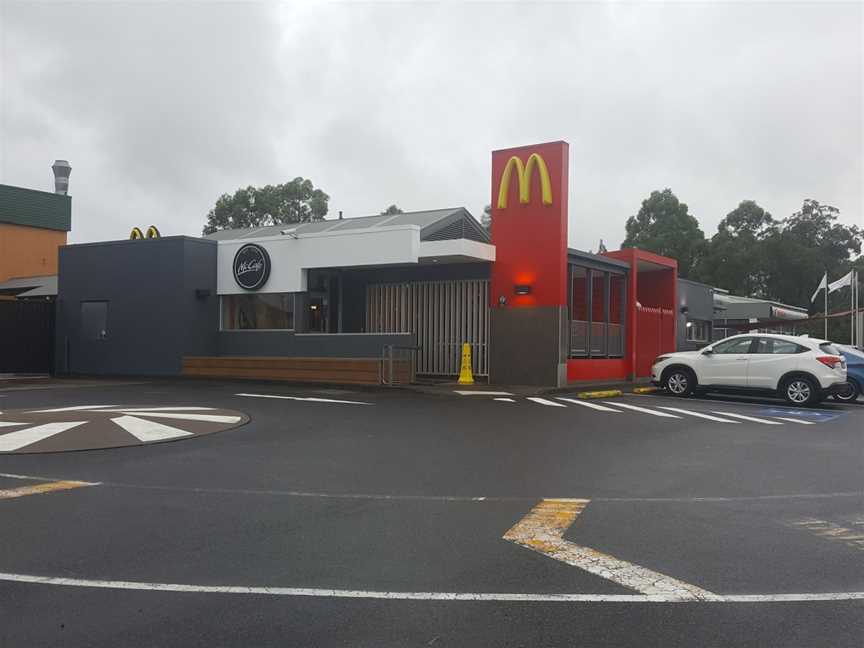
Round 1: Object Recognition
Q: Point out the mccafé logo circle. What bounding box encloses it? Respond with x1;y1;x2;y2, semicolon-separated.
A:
233;243;271;291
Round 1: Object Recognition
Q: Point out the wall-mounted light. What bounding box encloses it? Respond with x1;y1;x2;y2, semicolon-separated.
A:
310;305;318;311
680;306;689;315
514;284;532;296
498;295;507;306
686;321;693;328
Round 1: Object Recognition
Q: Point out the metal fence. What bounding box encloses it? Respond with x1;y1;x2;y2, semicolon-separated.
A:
366;279;490;377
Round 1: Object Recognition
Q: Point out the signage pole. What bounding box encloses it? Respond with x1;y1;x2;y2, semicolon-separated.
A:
824;273;828;340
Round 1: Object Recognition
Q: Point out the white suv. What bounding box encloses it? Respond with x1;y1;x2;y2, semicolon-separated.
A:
651;334;847;406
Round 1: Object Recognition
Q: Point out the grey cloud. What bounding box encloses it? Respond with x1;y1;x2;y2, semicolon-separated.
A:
1;1;860;248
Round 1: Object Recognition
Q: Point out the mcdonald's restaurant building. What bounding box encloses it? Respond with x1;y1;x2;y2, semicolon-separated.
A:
54;140;677;387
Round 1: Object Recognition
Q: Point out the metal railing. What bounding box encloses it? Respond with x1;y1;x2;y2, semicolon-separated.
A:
380;345;418;386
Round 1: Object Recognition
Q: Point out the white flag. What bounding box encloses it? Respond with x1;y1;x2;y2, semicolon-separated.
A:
828;270;853;294
810;272;828;302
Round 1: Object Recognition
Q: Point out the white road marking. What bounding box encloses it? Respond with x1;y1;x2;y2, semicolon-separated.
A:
0;421;87;452
0;480;97;500
504;499;717;600
454;391;513;396
656;407;738;423
526;397;567;408
102;411;241;424
106;407;216;412
772;417;815;425
605;402;681;418
493;398;516;402
236;393;372;405
556;398;620;412
26;405;118;413
111;415;193;442
710;412;782;425
2;572;859;603
0;422;27;428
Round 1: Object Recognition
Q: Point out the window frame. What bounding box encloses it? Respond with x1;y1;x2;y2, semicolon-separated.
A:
219;293;297;332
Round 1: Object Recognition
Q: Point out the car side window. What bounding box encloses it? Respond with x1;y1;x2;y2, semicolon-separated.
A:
771;340;804;354
712;338;753;354
753;338;772;354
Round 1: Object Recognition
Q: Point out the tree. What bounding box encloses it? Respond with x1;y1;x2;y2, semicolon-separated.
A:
761;199;861;309
481;204;492;232
696;201;774;297
379;204;404;216
203;177;329;234
622;189;706;277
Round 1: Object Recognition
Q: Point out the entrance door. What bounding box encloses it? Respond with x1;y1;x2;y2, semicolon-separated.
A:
699;336;754;387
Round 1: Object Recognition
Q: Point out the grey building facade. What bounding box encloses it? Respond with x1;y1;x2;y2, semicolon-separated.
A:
676;278;715;350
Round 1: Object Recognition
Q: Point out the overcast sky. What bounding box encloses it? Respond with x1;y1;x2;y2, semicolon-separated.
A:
1;1;861;250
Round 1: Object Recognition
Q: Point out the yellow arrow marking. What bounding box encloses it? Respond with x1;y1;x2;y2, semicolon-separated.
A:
0;480;97;500
504;499;718;601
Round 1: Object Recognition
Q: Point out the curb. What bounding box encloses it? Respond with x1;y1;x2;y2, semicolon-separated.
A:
576;389;624;399
632;386;659;394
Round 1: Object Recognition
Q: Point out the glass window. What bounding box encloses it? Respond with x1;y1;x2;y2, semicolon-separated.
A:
569;267;588;356
221;293;295;330
712;337;753;354
608;274;625;357
81;301;108;340
773;339;806;354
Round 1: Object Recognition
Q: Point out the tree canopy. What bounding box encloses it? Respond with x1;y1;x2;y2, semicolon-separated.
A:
622;189;705;277
380;204;404;216
203;177;329;234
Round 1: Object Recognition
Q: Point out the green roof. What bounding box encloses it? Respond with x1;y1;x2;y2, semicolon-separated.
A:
0;184;71;232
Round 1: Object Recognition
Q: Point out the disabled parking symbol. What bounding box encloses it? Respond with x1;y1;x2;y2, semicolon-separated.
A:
756;407;844;423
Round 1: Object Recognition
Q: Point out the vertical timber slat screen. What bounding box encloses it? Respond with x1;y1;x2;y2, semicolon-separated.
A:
366;279;490;377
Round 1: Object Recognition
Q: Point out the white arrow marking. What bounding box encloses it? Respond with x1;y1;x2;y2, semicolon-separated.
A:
656;407;739;423
556;398;620;412
102;411;241;424
605;402;681;418
710;412;782;425
0;421;87;452
106;407;216;412
236;393;372;405
111;416;193;442
503;499;718;601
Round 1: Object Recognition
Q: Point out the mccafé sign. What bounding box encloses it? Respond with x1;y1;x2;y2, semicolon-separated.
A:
496;153;553;209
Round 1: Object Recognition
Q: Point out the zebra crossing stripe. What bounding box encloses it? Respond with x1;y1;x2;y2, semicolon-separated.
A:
556;398;620;412
656;407;739;423
772;417;815;425
604;402;681;418
526;397;567;408
0;422;87;452
710;412;783;425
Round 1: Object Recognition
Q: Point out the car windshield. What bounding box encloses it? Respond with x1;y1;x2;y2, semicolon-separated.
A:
819;343;842;355
838;345;864;360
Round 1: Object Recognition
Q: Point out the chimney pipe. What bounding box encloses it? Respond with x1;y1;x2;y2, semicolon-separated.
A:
52;160;71;195
338;210;343;220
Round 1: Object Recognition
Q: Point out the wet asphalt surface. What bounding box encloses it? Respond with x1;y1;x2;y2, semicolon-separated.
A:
0;379;862;647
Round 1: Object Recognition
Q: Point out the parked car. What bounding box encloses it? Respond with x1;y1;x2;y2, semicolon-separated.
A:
651;333;847;406
833;345;864;402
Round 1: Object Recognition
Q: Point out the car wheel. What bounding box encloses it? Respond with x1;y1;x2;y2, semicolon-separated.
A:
833;381;860;403
664;368;694;397
782;376;818;406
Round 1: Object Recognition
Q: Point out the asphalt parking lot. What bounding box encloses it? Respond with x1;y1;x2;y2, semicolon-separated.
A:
0;379;862;647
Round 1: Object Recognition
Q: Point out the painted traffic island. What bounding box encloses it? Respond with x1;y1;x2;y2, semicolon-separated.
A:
0;405;249;453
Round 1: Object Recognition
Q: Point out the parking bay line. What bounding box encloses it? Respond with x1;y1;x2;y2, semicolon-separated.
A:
0;571;860;603
556;398;620;412
710;412;783;425
772;417;815;425
604;402;681;418
656;407;739;423
526;397;567;408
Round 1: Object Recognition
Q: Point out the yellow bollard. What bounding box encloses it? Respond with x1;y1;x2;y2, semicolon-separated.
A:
457;343;474;385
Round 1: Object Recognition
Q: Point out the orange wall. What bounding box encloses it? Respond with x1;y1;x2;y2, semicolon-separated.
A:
0;223;67;283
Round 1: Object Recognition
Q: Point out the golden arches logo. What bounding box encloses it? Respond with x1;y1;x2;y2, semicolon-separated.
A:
129;225;161;240
496;153;553;209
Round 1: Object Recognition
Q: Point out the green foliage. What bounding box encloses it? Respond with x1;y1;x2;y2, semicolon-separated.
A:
380;204;404;216
481;204;492;232
695;201;774;297
203;178;329;234
622;189;706;277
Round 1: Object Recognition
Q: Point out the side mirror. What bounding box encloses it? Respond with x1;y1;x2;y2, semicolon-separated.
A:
702;348;713;355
